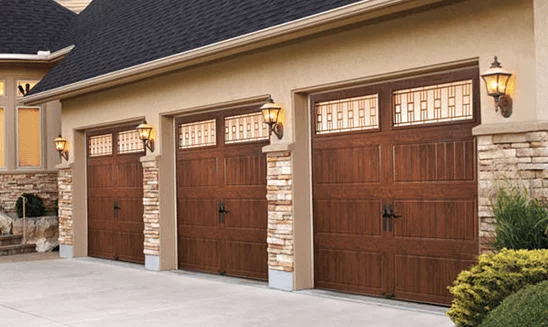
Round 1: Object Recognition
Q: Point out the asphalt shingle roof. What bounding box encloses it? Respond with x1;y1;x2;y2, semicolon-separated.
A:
0;0;76;55
30;0;363;95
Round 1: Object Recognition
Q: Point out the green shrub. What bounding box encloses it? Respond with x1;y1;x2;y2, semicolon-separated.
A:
491;184;548;250
479;281;548;327
15;193;45;218
447;249;548;327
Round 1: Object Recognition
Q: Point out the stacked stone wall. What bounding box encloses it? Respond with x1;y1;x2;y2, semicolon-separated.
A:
0;172;58;215
58;168;73;245
266;151;294;272
477;131;548;252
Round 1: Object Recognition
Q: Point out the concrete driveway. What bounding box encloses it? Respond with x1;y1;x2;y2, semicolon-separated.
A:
0;257;454;327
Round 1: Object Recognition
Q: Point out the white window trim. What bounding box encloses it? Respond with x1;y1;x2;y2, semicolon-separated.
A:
15;106;43;169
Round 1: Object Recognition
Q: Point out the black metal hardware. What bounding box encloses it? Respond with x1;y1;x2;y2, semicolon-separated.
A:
381;204;390;232
114;201;121;218
387;204;401;232
218;202;230;223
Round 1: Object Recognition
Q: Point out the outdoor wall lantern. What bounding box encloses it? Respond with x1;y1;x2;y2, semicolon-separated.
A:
136;120;155;153
481;56;513;118
54;135;69;161
260;96;284;139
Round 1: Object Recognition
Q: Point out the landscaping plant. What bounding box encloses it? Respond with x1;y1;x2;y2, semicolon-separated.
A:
479;280;548;327
447;249;548;327
15;193;46;218
491;183;548;250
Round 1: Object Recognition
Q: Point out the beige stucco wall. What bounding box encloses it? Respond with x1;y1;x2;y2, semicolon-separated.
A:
0;63;61;172
59;0;538;282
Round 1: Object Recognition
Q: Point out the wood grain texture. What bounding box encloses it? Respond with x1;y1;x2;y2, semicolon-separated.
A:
87;125;145;264
311;68;480;305
176;107;268;280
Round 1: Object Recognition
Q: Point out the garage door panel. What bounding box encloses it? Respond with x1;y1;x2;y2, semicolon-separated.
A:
313;146;381;184
178;199;219;227
225;241;267;279
119;231;145;263
116;162;143;188
87;126;145;265
88;198;114;220
88;228;116;259
314;199;382;236
176;110;268;280
179;236;220;271
393;140;475;182
117;197;144;223
312;68;479;305
224;199;267;230
393;200;477;241
224;155;266;186
177;158;218;187
316;249;384;289
394;255;475;304
88;164;115;188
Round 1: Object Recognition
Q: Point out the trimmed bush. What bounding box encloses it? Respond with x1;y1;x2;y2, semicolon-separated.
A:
15;193;46;218
479;281;548;327
491;184;548;250
447;249;548;327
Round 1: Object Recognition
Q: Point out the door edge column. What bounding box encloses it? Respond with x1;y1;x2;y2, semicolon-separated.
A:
264;144;295;291
58;163;74;258
141;155;161;271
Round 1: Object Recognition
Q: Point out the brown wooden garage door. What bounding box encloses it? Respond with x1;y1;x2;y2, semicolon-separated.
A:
176;107;268;280
312;67;480;305
87;125;145;264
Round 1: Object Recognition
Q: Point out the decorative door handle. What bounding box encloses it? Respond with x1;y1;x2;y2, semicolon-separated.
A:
387;204;401;232
381;204;390;232
218;202;229;223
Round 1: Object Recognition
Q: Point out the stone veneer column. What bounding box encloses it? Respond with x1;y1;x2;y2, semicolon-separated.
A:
266;151;295;291
141;156;161;271
477;131;548;252
58;167;74;258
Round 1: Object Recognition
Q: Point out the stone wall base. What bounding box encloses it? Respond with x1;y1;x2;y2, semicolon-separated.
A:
0;172;58;215
477;130;548;253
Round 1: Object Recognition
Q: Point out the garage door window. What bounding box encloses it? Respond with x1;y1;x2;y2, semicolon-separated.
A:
224;112;268;144
393;79;473;127
89;133;113;157
315;94;378;134
117;130;144;154
17;107;41;167
179;119;216;149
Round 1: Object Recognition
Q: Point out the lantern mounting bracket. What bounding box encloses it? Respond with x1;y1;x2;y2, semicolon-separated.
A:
496;95;513;118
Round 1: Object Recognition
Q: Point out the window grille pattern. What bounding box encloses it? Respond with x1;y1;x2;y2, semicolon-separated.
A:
225;112;268;144
315;94;379;134
117;130;144;154
89;134;113;157
179;119;216;149
393;80;473;127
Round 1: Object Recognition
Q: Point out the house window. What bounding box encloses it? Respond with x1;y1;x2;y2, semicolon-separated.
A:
17;107;41;167
0;107;4;167
0;80;5;96
16;80;39;97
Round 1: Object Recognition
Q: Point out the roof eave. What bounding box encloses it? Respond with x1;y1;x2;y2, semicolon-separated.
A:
21;0;444;105
0;45;75;64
